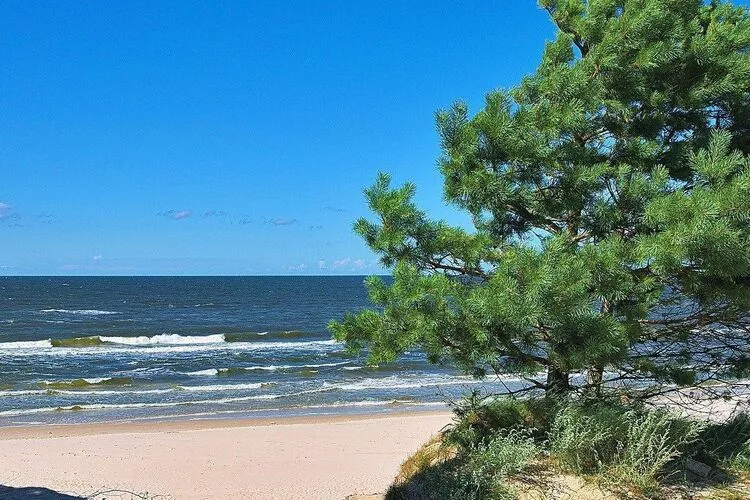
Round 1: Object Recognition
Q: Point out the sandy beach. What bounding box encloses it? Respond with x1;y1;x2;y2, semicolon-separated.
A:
0;410;452;499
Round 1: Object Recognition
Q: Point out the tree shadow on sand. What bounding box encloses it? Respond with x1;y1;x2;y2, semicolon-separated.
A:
0;485;84;499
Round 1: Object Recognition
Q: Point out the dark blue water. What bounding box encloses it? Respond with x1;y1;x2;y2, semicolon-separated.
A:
0;277;516;426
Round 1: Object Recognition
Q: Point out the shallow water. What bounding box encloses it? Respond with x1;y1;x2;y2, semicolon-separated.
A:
0;276;518;425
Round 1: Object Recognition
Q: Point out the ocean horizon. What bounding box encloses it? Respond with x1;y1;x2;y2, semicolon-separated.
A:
0;276;516;426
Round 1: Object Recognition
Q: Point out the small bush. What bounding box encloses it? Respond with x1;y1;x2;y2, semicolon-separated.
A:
446;391;557;450
387;429;538;500
392;433;456;486
697;412;750;471
388;396;750;499
550;402;629;473
550;401;701;491
609;409;702;491
464;429;539;487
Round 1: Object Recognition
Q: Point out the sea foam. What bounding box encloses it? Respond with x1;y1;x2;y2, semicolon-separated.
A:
40;309;120;316
100;334;225;345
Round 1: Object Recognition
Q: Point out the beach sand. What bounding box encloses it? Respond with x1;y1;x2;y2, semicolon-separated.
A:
0;410;452;499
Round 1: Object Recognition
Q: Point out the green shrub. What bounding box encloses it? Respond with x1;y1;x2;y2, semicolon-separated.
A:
387;428;538;500
549;401;701;491
446;391;557;451
609;409;702;491
464;429;539;488
697;412;750;471
549;402;629;473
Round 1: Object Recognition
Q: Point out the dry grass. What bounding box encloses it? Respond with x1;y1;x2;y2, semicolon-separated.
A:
392;433;456;488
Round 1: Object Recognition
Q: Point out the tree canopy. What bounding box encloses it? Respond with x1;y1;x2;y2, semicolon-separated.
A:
330;0;750;397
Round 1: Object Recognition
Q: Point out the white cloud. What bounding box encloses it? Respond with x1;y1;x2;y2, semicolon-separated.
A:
285;263;308;272
0;202;12;219
158;209;193;221
331;258;368;270
0;202;21;225
269;217;297;226
202;210;226;218
332;258;351;268
170;210;192;220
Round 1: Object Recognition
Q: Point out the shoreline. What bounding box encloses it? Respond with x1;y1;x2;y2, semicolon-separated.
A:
0;409;453;499
0;407;453;439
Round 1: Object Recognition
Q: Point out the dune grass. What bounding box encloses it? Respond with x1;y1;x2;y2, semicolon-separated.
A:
387;393;750;499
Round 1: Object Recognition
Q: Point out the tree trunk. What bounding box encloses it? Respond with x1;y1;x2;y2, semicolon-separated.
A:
584;300;610;398
546;366;570;395
585;365;603;398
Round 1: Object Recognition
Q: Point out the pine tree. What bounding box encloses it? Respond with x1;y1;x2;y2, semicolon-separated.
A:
330;0;750;397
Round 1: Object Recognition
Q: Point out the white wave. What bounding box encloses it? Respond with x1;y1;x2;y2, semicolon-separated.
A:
342;366;364;371
40;309;119;316
0;339;53;349
40;377;118;386
301;361;351;368
0;389;48;397
242;361;351;371
0;388;447;418
185;369;219;376
0;392;291;417
43;388;173;396
0;338;340;356
100;334;225;345
328;375;487;392
241;339;338;351
83;377;111;384
181;383;264;392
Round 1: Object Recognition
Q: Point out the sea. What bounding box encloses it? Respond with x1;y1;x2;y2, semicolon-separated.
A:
0;276;518;427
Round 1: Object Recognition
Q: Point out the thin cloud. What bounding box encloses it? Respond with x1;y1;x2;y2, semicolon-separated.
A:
202;210;227;218
38;214;58;225
331;258;367;270
285;263;308;272
0;202;14;220
238;217;252;226
170;210;192;220
158;209;193;221
324;206;347;213
0;203;21;226
268;218;297;226
309;225;323;230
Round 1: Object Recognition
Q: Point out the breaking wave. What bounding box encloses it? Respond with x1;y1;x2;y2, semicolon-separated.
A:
40;309;120;316
0;334;339;355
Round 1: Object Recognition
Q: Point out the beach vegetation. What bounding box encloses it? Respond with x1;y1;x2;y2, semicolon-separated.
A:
330;0;750;399
390;395;750;499
387;427;537;500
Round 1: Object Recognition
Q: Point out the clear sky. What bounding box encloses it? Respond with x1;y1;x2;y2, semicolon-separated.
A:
0;1;556;275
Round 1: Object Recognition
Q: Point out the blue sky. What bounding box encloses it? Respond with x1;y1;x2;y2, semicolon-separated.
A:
0;1;555;275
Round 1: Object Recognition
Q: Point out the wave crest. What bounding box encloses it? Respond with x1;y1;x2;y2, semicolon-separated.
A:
40;309;119;316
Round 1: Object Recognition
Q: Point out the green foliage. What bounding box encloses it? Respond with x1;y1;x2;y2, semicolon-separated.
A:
387;429;538;500
390;397;727;498
446;391;557;449
697;412;750;471
550;401;702;491
330;0;750;395
550;402;630;472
